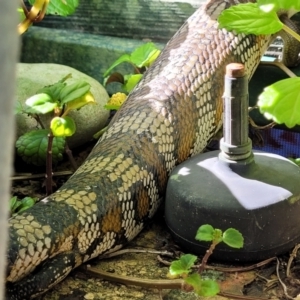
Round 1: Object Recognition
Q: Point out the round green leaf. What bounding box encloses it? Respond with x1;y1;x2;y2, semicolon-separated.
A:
257;77;300;128
218;3;282;35
197;279;220;297
16;129;65;166
223;228;244;249
195;224;215;242
169;254;197;276
184;273;202;292
50;116;76;137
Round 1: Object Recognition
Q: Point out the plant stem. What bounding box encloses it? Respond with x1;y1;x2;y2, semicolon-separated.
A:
129;62;141;74
34;114;45;129
65;142;78;171
198;241;219;274
46;131;54;195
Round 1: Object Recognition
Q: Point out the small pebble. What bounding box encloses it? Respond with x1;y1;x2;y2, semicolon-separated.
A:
84;292;95;299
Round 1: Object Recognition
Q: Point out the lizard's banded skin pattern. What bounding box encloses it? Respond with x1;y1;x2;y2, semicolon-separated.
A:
6;0;293;298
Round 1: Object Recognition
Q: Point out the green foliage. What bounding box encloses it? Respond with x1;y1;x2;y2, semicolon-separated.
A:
9;196;37;216
219;1;300;36
169;224;243;297
28;0;79;16
169;254;197;277
104;42;160;101
16;75;95;166
29;77;92;113
219;1;300;130
59;81;91;105
16;129;65;166
185;274;220;297
218;3;281;35
103;43;160;77
195;225;243;248
195;224;220;242
257;78;300;128
258;0;300;11
50;116;76;137
17;8;26;22
222;228;244;249
123;74;143;93
25;93;57;114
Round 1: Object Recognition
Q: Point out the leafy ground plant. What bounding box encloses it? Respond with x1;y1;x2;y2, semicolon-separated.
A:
103;42;160;110
218;0;300;129
93;43;161;140
9;196;37;217
168;224;243;297
15;74;96;195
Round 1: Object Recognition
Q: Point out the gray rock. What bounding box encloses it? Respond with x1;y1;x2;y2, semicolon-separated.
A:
16;63;110;148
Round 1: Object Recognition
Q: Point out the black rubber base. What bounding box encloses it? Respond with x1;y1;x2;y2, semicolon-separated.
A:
165;150;300;262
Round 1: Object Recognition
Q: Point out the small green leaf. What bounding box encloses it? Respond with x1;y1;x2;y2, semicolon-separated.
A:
17;197;36;213
169;254;197;276
195;224;215;242
103;54;131;77
60;81;91;104
14;101;23;114
38;82;66;101
10;196;22;215
184;273;202;292
10;196;37;215
123;74;143;92
197;279;220;297
223;228;244;249
12;201;23;213
130;43;160;68
257;77;300;128
258;0;300;11
21;196;36;207
25;93;57;114
9;196;18;211
103;43;160;77
50;116;76;137
16;129;65;166
28;0;79;16
218;3;282;35
18;7;26;22
146;48;161;67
